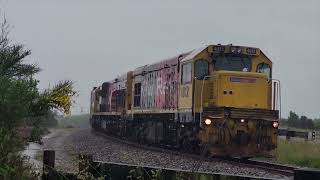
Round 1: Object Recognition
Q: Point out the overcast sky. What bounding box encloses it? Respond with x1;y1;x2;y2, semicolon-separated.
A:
1;0;319;118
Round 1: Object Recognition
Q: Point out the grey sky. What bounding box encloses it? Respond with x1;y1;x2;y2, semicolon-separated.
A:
2;0;320;118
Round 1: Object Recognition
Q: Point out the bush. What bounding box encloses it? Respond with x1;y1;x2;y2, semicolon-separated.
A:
0;153;39;179
0;18;76;179
29;127;48;143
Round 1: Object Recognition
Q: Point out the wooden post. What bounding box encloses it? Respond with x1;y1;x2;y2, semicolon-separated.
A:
162;169;175;180
213;174;221;180
43;150;55;172
42;150;55;180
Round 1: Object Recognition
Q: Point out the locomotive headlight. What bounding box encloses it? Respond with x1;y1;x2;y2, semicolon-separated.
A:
204;118;212;125
272;122;279;128
240;119;245;123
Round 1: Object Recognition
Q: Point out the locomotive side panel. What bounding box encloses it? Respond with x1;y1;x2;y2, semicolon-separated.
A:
133;57;180;113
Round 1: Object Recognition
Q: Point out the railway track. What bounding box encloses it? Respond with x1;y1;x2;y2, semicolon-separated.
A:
92;130;295;179
222;158;295;177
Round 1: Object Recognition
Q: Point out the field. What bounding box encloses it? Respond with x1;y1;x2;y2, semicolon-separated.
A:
274;138;320;168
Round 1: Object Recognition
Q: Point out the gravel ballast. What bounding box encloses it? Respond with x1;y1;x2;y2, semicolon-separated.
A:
43;128;290;179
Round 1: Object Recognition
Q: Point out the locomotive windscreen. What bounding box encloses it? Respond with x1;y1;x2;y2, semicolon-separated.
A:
212;55;251;72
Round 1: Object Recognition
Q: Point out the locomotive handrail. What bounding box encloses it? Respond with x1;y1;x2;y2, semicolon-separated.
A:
199;75;213;127
271;79;281;120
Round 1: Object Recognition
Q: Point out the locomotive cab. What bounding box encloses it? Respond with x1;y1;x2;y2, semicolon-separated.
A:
180;45;280;157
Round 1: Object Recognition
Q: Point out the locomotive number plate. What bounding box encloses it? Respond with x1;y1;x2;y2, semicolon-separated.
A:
230;77;256;83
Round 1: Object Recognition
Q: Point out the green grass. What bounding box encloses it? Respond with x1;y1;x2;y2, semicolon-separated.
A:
274;139;320;168
58;114;90;128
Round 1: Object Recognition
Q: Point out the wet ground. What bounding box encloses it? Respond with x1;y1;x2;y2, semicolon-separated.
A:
22;142;42;173
22;128;79;174
42;128;79;173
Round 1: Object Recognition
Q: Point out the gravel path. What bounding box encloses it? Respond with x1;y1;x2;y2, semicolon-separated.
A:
55;128;289;179
42;128;79;173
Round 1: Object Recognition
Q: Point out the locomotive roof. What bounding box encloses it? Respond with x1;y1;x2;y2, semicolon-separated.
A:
180;44;272;64
180;47;207;63
93;44;272;89
133;52;190;76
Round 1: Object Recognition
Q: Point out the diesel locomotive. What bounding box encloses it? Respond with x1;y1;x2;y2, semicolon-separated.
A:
90;44;280;157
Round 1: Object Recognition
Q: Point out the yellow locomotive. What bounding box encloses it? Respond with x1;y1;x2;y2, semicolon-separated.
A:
90;44;280;157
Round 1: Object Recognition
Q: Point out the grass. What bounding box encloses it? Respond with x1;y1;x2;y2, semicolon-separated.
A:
58;114;90;128
274;138;320;168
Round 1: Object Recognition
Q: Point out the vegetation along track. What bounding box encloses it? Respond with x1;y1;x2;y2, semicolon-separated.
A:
92;130;295;178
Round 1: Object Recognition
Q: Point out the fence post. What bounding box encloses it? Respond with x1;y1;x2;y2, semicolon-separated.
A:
42;150;55;180
162;169;175;180
213;174;221;180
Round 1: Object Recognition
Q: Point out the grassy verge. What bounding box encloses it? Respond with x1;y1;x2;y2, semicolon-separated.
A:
274;138;320;168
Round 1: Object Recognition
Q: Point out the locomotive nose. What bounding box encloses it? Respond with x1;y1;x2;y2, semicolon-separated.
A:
214;71;270;109
199;116;278;157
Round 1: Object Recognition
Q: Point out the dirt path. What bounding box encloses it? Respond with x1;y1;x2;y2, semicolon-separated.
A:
41;128;79;173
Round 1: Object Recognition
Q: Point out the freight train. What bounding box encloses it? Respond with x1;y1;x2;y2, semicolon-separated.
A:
90;44;280;157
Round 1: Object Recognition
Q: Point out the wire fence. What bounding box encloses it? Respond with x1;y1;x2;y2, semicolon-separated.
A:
22;138;320;180
28;148;206;180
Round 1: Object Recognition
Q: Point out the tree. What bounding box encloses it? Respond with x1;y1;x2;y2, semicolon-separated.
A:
299;116;314;129
287;111;299;127
0;19;40;78
0;18;76;178
286;110;315;129
280;118;288;127
300;116;307;129
314;119;320;130
306;118;314;129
